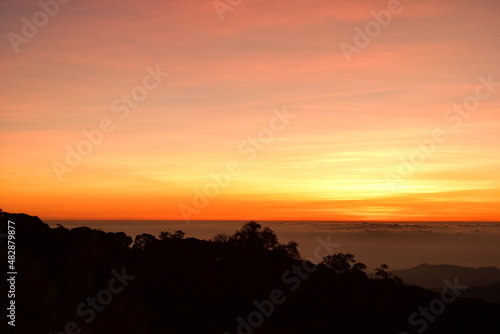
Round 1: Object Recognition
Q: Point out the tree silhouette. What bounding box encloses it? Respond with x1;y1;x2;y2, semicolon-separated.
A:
107;231;133;248
375;264;403;284
322;253;367;275
133;233;156;250
159;230;186;240
276;240;301;259
210;222;301;258
211;233;230;243
231;221;278;249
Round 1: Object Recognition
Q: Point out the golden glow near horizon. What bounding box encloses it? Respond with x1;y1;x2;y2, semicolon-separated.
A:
0;0;499;221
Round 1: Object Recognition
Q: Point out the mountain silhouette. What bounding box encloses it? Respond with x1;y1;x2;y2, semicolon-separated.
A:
391;263;500;289
1;211;499;334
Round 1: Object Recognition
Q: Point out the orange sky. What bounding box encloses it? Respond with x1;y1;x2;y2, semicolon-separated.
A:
1;0;499;221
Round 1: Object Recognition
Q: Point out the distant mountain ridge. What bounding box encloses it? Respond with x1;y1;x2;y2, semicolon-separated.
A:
392;263;500;289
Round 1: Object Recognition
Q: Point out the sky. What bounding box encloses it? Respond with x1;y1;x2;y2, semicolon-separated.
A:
0;0;499;221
